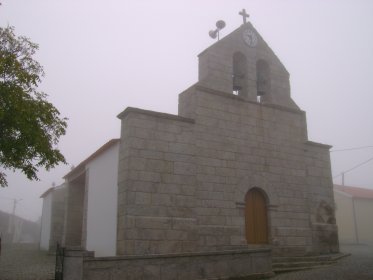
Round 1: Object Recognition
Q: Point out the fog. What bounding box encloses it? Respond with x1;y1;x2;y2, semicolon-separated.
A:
0;0;372;221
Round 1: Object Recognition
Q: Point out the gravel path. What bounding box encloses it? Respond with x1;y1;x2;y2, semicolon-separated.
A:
0;243;55;280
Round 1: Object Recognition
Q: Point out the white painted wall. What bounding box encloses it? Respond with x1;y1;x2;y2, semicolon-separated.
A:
334;191;356;243
354;198;373;245
334;190;373;245
85;142;119;257
40;193;52;250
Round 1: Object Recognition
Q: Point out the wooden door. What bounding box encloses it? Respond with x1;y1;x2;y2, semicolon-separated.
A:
245;188;268;244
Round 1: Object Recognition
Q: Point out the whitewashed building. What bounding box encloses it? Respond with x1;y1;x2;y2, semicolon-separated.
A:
334;184;373;245
40;184;66;251
63;139;120;257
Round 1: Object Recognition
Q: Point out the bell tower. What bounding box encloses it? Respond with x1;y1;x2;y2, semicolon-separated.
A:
194;15;299;109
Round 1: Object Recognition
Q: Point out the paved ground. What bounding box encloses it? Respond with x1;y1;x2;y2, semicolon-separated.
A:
0;243;372;279
0;243;55;280
272;244;373;280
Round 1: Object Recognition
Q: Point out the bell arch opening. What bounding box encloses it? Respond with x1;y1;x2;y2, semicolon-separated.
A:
256;59;270;102
232;52;248;97
245;187;269;244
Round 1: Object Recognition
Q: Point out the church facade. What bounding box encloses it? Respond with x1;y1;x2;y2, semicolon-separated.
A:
60;15;340;280
116;21;339;257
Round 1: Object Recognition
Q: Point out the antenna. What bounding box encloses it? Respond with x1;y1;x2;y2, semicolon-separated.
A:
209;20;226;40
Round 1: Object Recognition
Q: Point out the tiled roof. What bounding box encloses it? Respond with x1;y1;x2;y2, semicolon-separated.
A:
334;184;373;199
40;187;54;198
63;139;120;179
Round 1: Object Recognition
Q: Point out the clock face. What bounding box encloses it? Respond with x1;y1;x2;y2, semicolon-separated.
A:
243;29;258;47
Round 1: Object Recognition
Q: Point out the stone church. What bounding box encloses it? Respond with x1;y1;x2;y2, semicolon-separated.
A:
116;19;339;257
62;13;339;280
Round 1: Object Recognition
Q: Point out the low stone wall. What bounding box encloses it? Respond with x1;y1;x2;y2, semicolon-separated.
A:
81;248;273;280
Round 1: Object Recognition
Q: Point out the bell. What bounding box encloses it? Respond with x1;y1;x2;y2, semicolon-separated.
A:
232;74;243;92
233;84;242;91
257;78;267;96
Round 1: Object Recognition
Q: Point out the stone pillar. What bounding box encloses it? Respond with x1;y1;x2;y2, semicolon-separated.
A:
63;181;85;247
63;247;93;280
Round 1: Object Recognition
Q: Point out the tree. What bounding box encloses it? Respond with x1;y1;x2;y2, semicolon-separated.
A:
0;26;67;187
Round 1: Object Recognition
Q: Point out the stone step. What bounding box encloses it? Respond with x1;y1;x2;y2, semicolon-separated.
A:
273;263;334;273
272;252;349;264
273;260;336;269
272;253;350;273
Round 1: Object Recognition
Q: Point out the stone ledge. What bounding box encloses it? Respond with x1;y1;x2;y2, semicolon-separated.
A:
64;247;94;258
304;141;332;150
117;107;195;124
85;248;271;262
228;271;275;280
193;84;305;115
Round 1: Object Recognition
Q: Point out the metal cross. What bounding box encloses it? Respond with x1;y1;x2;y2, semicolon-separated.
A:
239;9;250;24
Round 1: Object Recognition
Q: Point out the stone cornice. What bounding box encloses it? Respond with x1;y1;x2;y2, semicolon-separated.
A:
304;141;332;150
117;107;195;124
194;85;305;115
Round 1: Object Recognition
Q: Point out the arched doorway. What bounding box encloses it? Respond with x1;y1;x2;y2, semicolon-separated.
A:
245;188;268;244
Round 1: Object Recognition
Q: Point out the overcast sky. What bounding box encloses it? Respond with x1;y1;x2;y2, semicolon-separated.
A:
0;0;372;221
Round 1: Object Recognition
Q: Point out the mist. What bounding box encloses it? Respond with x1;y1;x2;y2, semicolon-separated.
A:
0;0;372;221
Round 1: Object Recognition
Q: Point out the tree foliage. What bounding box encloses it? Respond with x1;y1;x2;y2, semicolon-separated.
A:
0;26;67;187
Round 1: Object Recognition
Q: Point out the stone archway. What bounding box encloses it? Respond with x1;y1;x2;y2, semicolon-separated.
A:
245;188;268;244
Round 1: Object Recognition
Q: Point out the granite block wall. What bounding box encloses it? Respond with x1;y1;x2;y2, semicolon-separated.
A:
116;108;197;255
63;179;85;247
180;86;315;255
116;85;337;256
49;186;67;251
82;249;273;280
